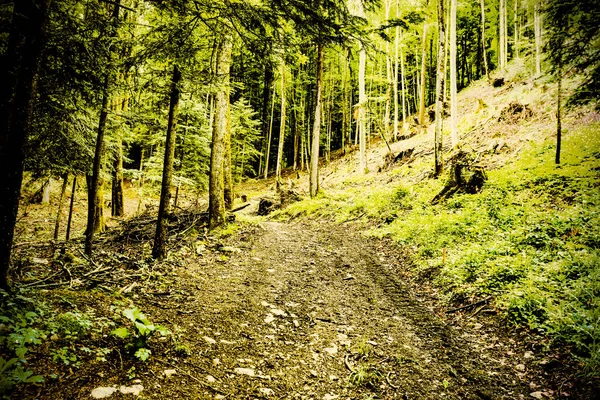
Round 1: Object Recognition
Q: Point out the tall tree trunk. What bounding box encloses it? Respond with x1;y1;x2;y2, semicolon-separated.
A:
310;43;324;197
499;0;505;70
41;177;52;204
53;174;68;240
263;87;275;179
534;0;542;77
480;0;489;78
514;0;519;58
112;93;128;217
418;23;428;126
393;8;400;140
275;56;286;183
358;43;368;174
152;65;181;259
66;176;76;241
434;0;446;177
0;0;51;289
209;35;233;228
556;62;562;165
450;0;458;147
400;31;408;134
224;100;233;210
85;0;120;256
258;63;273;177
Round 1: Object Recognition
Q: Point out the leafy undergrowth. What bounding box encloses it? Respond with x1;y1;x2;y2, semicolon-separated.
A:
277;121;600;374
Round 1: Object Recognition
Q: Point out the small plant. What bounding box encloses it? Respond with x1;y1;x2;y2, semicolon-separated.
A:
349;364;382;387
352;337;373;357
111;306;170;361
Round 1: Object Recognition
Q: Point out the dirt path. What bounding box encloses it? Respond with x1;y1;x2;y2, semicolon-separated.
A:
108;220;552;400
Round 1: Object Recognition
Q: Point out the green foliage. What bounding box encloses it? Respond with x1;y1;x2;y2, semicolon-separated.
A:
349;364;382;387
111;306;170;362
231;98;262;181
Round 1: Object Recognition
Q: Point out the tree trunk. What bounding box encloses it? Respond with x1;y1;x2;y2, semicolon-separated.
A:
480;0;489;78
418;23;428;126
112;96;127;217
0;0;51;288
310;43;324;197
435;0;446;177
53;174;68;240
514;0;519;59
499;0;505;70
85;0;120;256
534;0;542;77
556;62;562;165
358;43;368;174
258;63;273;177
450;0;458;147
263;86;276;179
152;65;181;259
66;176;76;241
393;15;400;140
275;56;286;183
41;177;52;204
224;100;233;210
209;35;233;228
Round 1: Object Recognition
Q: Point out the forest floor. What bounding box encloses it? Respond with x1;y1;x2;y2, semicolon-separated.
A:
11;218;590;399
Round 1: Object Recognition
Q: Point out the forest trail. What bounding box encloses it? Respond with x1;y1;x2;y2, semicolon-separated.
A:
119;220;554;400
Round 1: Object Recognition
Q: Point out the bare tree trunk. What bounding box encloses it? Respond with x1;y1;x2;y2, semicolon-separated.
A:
66;176;76;241
556;62;562;165
358;43;368;174
534;0;542;77
85;0;120;256
393;4;400;140
450;0;459;147
514;0;519;59
418;23;428;126
258;63;273;177
263;86;275;179
224;101;233;210
434;0;447;177
310;43;324;197
112;95;127;217
152;65;181;259
275;56;287;183
41;177;52;204
209;35;232;228
480;0;489;78
54;174;68;240
400;31;408;134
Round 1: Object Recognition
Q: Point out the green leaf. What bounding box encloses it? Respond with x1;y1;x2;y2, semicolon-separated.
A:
24;375;44;383
111;327;130;339
155;325;170;336
15;347;27;359
134;348;151;361
134;321;154;336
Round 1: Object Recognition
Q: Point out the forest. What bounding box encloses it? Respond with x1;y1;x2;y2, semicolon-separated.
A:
0;0;599;398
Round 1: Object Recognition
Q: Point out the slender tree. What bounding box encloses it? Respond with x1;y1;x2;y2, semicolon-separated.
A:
152;65;181;259
434;0;446;176
275;55;287;183
310;43;324;197
450;0;458;147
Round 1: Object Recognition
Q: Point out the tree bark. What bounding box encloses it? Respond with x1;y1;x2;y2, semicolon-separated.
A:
152;65;181;259
310;43;324;197
358;43;368;174
435;0;446;177
85;0;120;256
480;0;489;78
450;0;458;147
534;0;542;77
275;56;287;183
418;23;428;126
54;174;68;241
0;0;52;290
209;35;233;228
66;176;77;241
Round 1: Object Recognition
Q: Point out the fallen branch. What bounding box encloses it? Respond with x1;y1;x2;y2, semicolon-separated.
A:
446;296;492;313
231;203;250;213
386;372;400;389
344;354;355;373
